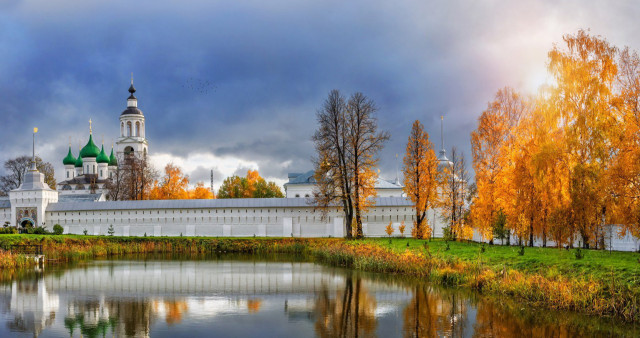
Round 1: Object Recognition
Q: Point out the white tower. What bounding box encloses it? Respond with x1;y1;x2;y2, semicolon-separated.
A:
116;77;148;160
9;129;58;228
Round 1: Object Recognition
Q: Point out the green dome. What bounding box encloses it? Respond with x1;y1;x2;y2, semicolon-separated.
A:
63;147;77;165
109;148;118;166
79;134;100;158
75;152;83;167
96;145;110;163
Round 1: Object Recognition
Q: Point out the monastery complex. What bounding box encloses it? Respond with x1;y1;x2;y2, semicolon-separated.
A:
0;82;638;251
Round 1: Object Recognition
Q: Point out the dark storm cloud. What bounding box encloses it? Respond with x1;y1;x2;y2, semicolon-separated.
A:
1;0;639;185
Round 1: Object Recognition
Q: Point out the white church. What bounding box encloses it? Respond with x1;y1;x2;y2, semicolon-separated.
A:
0;81;638;251
57;82;147;195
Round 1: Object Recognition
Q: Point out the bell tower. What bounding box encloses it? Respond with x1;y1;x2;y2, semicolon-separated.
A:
116;76;148;160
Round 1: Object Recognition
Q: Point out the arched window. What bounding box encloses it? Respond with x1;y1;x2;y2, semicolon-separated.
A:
136;122;140;137
127;121;132;137
121;122;124;136
124;146;134;158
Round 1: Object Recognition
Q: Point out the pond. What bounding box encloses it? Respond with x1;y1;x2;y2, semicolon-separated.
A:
0;254;637;337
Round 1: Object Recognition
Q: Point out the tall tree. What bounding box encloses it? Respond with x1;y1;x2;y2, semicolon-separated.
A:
470;88;526;239
438;148;471;240
0;156;56;195
217;170;283;198
109;155;157;201
149;163;190;200
313;90;354;237
346;93;389;238
610;47;640;238
189;182;215;199
548;29;618;248
402;120;439;239
313;90;389;239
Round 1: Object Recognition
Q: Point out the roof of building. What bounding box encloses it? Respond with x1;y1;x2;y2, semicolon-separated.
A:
121;107;144;116
285;170;403;189
286;170;316;185
80;134;101;158
46;196;413;212
375;178;403;189
58;175;109;186
14;169;53;191
63;147;77;165
58;193;104;203
437;149;452;168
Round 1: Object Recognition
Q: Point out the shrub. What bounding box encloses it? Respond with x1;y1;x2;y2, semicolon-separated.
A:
445;241;450;251
107;225;115;236
0;227;18;235
398;221;406;237
53;224;64;235
83;229;88;235
518;246;525;256
574;247;584;260
443;227;455;241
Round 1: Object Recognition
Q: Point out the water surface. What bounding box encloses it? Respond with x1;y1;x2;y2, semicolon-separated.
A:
0;254;636;337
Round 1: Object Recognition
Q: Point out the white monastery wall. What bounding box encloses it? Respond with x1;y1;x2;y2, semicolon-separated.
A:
0;208;10;226
44;197;428;238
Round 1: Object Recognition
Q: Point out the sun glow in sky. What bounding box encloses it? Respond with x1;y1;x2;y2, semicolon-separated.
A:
0;0;638;188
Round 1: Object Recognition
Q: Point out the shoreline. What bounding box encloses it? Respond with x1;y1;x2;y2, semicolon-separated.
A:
0;235;638;322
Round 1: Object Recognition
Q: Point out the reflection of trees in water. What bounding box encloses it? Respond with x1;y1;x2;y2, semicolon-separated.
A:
314;274;377;338
154;300;189;325
471;299;639;338
403;285;468;338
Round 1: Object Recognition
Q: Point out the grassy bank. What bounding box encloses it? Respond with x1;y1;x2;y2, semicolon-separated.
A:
0;235;638;322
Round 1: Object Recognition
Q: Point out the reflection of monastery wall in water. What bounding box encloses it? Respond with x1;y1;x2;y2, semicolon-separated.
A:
0;259;628;337
40;261;412;297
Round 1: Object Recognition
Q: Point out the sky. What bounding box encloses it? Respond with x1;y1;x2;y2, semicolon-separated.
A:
1;0;639;191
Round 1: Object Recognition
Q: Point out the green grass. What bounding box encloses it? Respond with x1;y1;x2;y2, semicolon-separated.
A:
370;237;640;288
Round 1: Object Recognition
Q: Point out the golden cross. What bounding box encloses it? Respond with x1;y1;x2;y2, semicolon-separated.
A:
89;118;92;134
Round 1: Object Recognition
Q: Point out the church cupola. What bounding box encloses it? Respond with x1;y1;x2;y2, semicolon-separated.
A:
63;145;77;180
109;147;118;167
63;147;76;166
97;144;109;179
80;120;99;175
75;145;83;176
127;82;137;108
